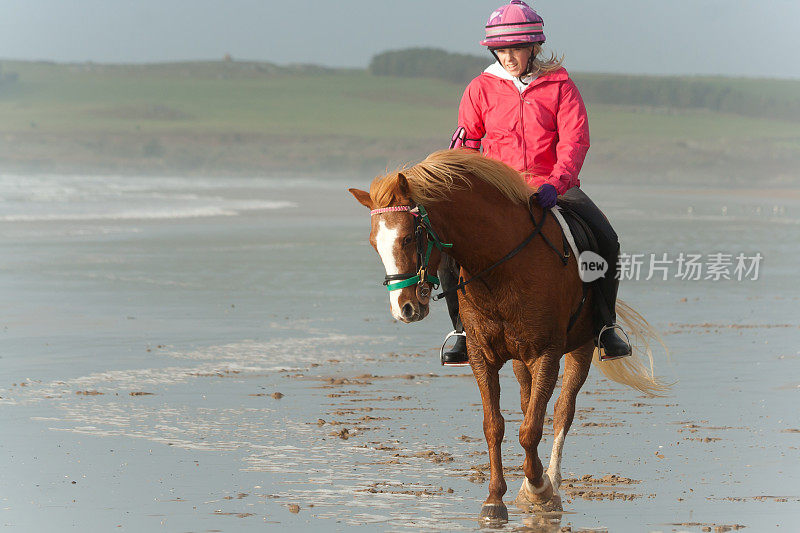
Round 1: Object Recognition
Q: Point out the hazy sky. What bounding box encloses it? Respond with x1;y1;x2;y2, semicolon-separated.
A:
2;0;799;78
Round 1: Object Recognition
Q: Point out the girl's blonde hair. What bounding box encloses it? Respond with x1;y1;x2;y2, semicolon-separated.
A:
530;43;564;75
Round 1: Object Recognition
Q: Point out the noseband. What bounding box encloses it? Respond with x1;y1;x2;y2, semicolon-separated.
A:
369;205;452;302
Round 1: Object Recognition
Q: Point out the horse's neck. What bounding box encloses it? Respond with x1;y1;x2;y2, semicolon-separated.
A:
430;180;543;274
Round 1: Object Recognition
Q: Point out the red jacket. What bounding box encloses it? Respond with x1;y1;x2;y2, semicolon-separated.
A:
458;65;590;195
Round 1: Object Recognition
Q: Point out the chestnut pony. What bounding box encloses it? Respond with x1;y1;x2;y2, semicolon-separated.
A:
349;149;667;522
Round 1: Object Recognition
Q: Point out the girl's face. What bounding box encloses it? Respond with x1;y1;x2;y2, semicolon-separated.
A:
494;46;533;77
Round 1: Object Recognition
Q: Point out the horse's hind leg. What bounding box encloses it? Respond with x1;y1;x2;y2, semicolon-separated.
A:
546;341;593;493
515;353;560;508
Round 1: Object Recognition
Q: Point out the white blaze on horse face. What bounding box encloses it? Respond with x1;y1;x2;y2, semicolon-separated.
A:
375;218;404;320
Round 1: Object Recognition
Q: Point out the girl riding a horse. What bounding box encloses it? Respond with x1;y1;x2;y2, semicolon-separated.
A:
348;1;668;523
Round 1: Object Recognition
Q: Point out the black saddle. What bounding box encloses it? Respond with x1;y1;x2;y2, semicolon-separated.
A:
556;187;616;262
555;187;622;334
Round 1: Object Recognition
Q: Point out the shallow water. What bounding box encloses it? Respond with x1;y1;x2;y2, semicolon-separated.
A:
1;174;799;532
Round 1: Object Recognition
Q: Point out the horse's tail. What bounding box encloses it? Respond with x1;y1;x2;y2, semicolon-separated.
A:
591;299;672;397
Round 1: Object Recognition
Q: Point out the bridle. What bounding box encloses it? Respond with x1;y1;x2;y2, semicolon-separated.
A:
369;204;452;304
369;198;586;334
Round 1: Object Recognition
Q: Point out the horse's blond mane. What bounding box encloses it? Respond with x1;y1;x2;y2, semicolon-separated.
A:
370;149;532;207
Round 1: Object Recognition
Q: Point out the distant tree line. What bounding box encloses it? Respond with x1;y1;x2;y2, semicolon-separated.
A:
369;48;491;85
370;48;800;122
572;73;800;123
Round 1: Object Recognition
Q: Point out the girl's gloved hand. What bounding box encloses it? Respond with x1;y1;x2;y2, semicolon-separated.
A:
535;183;558;208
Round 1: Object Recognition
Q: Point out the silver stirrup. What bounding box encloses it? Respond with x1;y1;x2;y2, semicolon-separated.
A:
597;323;632;361
440;330;469;366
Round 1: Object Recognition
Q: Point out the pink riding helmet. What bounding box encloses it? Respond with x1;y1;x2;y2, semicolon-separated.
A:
480;0;545;48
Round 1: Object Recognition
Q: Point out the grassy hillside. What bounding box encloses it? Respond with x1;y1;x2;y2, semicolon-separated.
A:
0;59;798;183
371;48;800;123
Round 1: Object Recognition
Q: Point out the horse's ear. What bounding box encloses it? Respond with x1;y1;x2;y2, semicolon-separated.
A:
348;188;373;209
397;173;410;196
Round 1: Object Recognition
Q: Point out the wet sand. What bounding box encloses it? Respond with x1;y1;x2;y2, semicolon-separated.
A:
1;176;799;531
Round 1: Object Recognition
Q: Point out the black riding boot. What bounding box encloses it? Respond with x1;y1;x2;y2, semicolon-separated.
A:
442;322;468;365
594;277;632;360
559;188;631;361
438;254;469;366
593;242;632;360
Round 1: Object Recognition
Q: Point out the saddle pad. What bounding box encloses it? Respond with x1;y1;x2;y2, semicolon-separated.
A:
550;206;579;259
550;205;598;269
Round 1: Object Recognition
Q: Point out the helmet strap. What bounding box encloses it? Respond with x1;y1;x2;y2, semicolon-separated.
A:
519;45;536;84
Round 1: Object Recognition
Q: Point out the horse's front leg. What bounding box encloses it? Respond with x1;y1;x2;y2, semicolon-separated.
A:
513;359;531;414
516;352;560;509
471;358;508;522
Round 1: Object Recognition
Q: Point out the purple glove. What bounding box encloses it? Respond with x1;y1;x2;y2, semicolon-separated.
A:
535;183;558;209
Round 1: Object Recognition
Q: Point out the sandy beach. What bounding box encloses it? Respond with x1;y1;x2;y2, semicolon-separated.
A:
1;174;799;531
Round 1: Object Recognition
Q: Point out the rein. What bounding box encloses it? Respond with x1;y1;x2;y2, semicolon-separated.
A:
432;197;551;302
370;205;452;299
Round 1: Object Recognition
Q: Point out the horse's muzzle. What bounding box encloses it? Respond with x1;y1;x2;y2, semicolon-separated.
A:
398;301;429;323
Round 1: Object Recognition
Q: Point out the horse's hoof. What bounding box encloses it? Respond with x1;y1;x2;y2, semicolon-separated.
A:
479;502;508;522
515;476;553;510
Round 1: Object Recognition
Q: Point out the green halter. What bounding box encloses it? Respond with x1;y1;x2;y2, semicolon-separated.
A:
372;205;452;292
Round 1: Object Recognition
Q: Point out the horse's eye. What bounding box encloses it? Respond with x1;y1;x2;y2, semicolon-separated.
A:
401;234;414;247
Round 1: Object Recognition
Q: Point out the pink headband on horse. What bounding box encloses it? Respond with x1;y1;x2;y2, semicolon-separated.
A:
369;206;417;217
